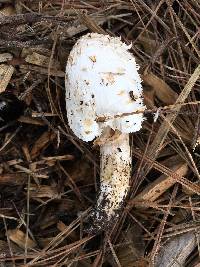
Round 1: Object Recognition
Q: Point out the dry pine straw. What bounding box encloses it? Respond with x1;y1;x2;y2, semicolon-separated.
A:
0;1;200;266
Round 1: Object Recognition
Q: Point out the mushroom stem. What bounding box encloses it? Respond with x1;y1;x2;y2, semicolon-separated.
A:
90;131;131;232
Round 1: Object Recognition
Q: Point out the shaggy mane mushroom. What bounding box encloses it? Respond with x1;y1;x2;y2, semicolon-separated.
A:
65;33;145;232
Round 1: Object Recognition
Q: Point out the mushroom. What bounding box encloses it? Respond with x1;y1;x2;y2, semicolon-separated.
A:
65;33;145;232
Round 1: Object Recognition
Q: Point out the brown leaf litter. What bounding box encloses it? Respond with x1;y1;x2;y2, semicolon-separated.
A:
0;1;200;266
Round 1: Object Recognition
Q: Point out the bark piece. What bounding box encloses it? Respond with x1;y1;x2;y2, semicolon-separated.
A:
155;231;199;267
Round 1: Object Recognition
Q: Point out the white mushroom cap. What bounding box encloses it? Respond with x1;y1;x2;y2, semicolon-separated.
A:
65;33;145;141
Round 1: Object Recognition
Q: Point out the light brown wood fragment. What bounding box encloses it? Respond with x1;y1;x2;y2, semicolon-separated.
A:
146;64;200;163
143;86;155;108
57;221;67;232
56;221;78;241
0;173;26;185
28;184;59;199
0;159;23;167
20;64;65;77
0;53;13;63
25;51;60;69
134;162;188;206
78;12;107;34
22;143;31;162
14;164;48;178
7;229;36;249
138;32;157;55
30;131;56;160
0;5;16;17
18;115;45;126
42;154;74;162
0;64;14;92
21;47;51;58
66;14;107;37
142;71;178;105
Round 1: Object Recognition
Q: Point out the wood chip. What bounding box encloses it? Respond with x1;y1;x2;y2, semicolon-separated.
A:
78;12;107;35
18;115;45;126
21;47;51;58
28;184;60;199
7;229;36;249
0;173;26;185
20;64;65;77
0;5;16;17
66;14;107;37
142;71;178;105
0;53;13;63
42;155;75;162
138;32;157;55
0;64;14;93
25;51;60;69
134;161;188;206
30;131;56;160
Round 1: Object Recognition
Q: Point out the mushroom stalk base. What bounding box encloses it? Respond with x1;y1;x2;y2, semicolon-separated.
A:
89;132;131;232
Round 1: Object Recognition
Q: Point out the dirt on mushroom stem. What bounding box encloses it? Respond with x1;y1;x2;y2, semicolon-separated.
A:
85;129;131;233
